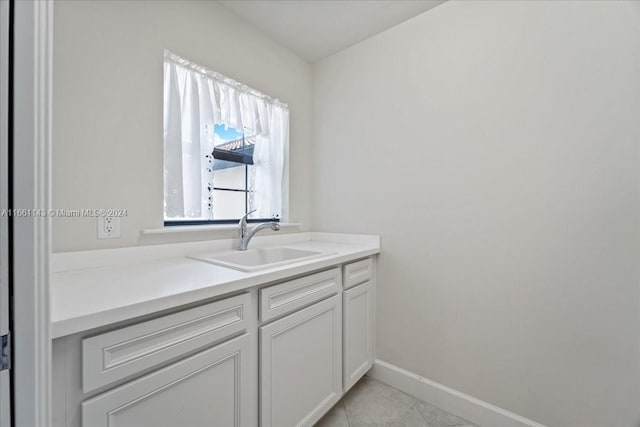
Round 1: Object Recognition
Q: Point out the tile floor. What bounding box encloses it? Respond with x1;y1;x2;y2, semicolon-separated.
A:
315;377;477;427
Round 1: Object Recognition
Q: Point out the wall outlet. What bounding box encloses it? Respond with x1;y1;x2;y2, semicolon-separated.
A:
97;216;120;239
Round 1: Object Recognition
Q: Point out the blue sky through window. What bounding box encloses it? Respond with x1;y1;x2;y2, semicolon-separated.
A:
214;124;243;145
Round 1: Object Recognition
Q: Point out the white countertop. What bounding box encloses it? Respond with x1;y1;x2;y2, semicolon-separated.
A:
51;232;380;338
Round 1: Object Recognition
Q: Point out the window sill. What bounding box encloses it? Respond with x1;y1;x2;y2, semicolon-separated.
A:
141;222;303;236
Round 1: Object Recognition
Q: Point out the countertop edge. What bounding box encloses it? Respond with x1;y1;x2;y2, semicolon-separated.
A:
51;245;380;339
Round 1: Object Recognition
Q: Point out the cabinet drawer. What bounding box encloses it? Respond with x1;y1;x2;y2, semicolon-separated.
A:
260;268;341;322
343;258;373;289
82;293;249;393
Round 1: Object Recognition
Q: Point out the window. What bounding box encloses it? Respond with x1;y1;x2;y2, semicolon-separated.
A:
163;51;289;225
209;125;255;221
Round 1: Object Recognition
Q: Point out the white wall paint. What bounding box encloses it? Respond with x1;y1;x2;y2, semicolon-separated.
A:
313;1;640;426
52;0;312;251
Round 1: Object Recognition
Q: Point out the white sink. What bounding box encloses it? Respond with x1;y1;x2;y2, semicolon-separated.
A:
189;247;331;272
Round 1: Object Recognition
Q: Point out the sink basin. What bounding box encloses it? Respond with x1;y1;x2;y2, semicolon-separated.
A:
190;247;331;272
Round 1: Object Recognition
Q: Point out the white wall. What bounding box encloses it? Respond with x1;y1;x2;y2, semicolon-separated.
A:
312;1;640;426
52;0;312;251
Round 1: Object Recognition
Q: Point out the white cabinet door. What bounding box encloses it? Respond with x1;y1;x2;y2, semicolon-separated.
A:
343;281;374;392
260;295;342;427
82;334;251;427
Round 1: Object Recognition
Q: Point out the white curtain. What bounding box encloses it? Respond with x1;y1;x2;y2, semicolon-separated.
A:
250;104;288;219
163;50;288;220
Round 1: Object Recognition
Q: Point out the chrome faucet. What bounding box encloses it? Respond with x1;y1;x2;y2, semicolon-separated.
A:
238;210;280;251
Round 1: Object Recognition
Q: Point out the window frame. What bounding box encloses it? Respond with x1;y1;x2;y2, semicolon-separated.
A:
163;52;289;227
164;218;280;226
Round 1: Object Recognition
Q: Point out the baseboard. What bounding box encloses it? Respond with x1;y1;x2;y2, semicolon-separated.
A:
368;359;547;427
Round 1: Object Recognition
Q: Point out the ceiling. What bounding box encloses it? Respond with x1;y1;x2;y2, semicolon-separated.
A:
218;0;446;63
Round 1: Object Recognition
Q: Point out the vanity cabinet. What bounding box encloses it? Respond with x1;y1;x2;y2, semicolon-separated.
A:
52;255;377;427
259;294;342;427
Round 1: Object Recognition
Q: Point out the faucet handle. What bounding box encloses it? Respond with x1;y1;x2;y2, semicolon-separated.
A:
239;209;258;236
240;209;257;223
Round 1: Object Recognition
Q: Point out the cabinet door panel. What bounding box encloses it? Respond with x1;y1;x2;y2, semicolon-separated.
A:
343;281;374;392
82;334;250;427
260;295;342;427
